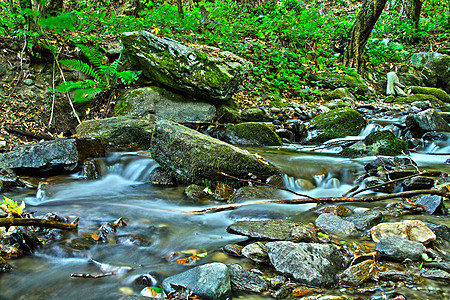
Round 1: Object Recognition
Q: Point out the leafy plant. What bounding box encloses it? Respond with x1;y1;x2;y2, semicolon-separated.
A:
57;44;141;103
0;196;25;217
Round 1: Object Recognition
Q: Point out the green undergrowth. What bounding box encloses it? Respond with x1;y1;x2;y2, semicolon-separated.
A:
1;0;448;100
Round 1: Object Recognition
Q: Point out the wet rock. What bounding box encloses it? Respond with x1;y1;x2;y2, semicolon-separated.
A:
364;156;416;173
228;186;281;203
227;220;315;241
121;31;249;102
1;227;41;254
422;131;448;141
76;116;156;149
339;259;375;287
376;236;427;261
241;242;269;263
227;263;269;293
0;257;12;272
377;270;417;283
345;209;384;231
413;195;442;214
0;138;105;176
370;220;436;244
214;182;235;201
402;176;435;190
185;184;214;201
309;73;370;96
116;235;152;247
410;86;450;102
316;205;351;217
241;108;270;122
362;176;395;193
305;108;366;144
315;213;356;235
222;244;243;256
149;167;177;185
406;108;450;134
340;130;409;157
266;241;343;287
150;120;280;186
40;244;86;258
215;104;240;123
0;169;23;192
133;272;164;289
419;268;450;282
114;86;216;121
162;262;231;300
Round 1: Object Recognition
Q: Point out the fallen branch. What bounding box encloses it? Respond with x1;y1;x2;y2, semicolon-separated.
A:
184;189;446;215
218;172;317;201
71;272;114;279
0;217;78;230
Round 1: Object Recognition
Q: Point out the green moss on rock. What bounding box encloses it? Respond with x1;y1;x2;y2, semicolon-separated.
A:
340;130;409;157
410;86;450;102
231;122;282;146
216;104;240;123
306;108;365;144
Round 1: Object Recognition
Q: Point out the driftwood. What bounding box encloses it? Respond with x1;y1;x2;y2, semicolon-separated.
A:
71;272;114;279
0;217;78;230
182;190;446;215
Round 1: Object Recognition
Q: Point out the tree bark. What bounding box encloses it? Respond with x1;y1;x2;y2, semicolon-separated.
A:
400;0;422;29
344;0;387;70
177;0;184;19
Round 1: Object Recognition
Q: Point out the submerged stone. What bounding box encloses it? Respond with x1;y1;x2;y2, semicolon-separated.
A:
339;259;375;287
376;236;427;261
345;209;384;231
315;213;357;235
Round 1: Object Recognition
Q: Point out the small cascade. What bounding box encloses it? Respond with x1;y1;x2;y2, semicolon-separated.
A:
99;152;160;182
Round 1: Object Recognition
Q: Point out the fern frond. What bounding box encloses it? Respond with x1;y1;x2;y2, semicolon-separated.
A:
76;44;107;71
57;80;103;93
60;59;102;82
72;88;104;103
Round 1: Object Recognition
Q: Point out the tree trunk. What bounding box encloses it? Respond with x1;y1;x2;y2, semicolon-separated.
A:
400;0;422;29
344;0;387;70
177;0;184;19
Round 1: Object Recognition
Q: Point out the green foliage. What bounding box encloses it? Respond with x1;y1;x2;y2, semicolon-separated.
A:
0;196;25;217
366;38;408;67
58;44;141;103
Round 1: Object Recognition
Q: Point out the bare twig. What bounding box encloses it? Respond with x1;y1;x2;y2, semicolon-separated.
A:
218;172;317;201
71;272;115;279
55;60;81;124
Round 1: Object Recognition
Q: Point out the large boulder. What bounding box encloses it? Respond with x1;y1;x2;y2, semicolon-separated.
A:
121;31;249;102
114;86;216;121
0;138;105;176
150;120;280;185
309;73;370;96
162;263;231;299
76;116;156;149
406;108;450;134
410;86;450;103
207;122;283;146
410;52;450;92
305;108;365;144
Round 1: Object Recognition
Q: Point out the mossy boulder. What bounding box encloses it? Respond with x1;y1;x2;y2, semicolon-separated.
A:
406;108;450;135
150;120;280;186
395;94;450;111
230;122;282;146
121;31;249;102
240;108;270;122
340;130;409;157
76;116;156;149
410;86;450;103
114;86;216;121
216;104;240;123
410;52;450;92
309;73;369;96
305;108;365;144
323;88;355;101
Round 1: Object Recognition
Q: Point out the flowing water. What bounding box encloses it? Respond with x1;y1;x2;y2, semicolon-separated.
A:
1;121;450;299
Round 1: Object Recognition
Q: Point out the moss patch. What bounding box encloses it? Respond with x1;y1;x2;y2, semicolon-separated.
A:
410;86;450;102
231;122;283;146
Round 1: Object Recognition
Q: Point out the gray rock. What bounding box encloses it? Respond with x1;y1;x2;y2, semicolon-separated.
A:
339;259;375;287
376;236;427;261
215;105;240;123
0;138;105;176
185;184;214;201
377;270;417;283
227;220;315;242
162;263;231;300
149;167;176;185
398;72;423;87
266;241;343;287
227;263;269;293
420;269;450;282
410;52;450;92
240;108;269;122
406;108;450;132
362;176;395;193
402;176;435;190
364;156;416;173
414;195;442;214
345;209;384;231
150;120;280;185
76;116;156;149
241;242;269;263
371;220;436;244
121;31;249;102
315;213;356;235
114;86;216;121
